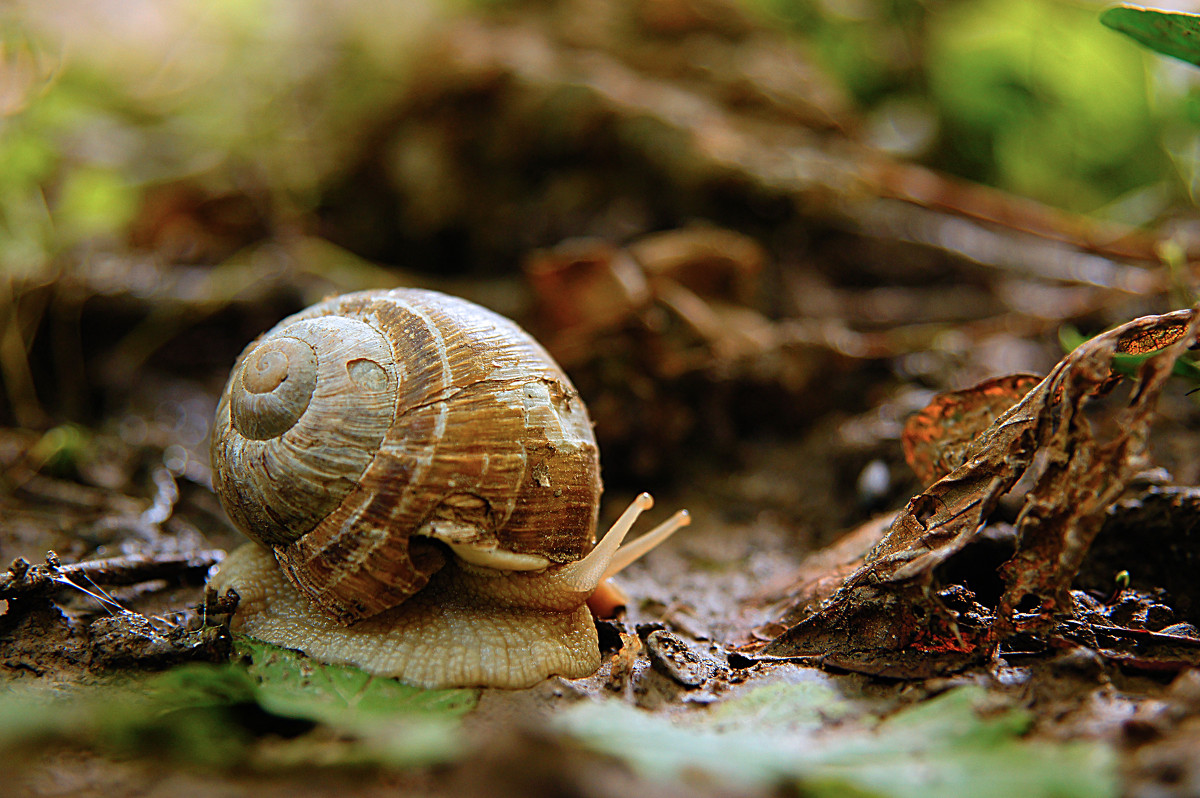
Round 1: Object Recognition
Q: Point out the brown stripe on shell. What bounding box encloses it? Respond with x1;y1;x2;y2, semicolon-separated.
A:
279;292;454;619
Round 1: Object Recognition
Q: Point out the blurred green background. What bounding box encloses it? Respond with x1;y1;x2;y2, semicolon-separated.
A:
2;0;1198;278
755;0;1196;217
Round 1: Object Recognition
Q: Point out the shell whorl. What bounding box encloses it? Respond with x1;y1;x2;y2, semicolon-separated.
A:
212;315;399;548
230;336;318;440
211;288;603;625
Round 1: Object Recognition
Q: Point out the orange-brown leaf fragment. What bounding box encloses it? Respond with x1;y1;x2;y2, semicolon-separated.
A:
902;374;1043;484
1116;317;1192;356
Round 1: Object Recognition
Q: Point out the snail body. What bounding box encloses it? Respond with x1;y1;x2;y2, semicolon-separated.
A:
207;288;687;688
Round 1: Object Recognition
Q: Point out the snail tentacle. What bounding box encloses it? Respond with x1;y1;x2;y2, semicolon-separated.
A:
553;493;653;593
550;493;689;595
603;509;691;579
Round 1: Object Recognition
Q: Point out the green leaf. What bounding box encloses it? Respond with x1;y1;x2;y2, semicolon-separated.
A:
1101;5;1200;68
708;679;856;733
559;685;1116;798
0;669;258;767
0;635;479;769
235;636;478;723
233;637;479;767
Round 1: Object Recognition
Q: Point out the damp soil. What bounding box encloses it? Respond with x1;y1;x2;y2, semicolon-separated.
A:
6;411;1200;798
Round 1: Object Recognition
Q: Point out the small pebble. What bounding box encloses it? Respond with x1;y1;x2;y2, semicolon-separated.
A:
645;629;728;687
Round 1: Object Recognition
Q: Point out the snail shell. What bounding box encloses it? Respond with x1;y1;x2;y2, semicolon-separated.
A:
210;288;602;625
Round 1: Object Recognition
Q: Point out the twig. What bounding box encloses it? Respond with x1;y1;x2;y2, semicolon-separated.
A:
0;549;224;601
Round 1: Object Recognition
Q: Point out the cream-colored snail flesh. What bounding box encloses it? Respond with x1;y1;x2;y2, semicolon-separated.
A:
207;288;689;689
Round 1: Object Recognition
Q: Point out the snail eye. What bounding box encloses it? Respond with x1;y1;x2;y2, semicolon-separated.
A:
347;358;388;392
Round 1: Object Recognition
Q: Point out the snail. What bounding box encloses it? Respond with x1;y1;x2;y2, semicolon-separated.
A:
206;288;689;688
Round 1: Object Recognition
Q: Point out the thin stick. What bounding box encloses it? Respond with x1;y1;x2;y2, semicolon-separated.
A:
0;550;224;600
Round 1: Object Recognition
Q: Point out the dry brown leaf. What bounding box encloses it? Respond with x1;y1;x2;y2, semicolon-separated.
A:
765;309;1200;678
902;374;1044;485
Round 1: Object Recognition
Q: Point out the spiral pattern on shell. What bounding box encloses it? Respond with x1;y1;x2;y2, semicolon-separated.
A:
211;288;602;624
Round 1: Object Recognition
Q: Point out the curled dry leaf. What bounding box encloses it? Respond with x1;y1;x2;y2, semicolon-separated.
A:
902;374;1044;485
765;309;1200;678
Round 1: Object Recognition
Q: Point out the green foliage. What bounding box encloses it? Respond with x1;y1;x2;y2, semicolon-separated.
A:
928;0;1163;212
56;169;139;241
25;424;92;477
745;0;923;105
0;644;1120;792
746;0;1178;218
1102;6;1200;68
0;1;451;276
235;636;481;721
560;684;1117;797
0;636;479;769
